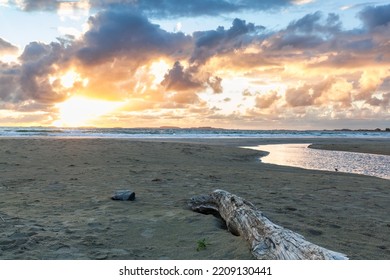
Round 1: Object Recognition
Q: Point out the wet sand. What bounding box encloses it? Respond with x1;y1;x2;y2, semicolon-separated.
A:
0;138;389;259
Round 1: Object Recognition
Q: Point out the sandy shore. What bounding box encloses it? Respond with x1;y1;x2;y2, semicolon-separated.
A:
0;138;389;260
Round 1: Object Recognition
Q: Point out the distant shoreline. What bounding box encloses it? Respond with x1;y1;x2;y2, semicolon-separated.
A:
1;127;389;139
1;125;390;132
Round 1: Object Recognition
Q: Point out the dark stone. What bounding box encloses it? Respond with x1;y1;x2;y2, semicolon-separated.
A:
285;206;297;211
329;224;342;229
111;190;135;201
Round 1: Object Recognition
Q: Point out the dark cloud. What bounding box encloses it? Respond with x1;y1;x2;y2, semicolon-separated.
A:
161;61;202;91
286;11;323;33
130;0;237;17
191;18;262;63
4;41;69;105
261;7;390;70
9;0;59;11
14;0;295;16
272;34;325;50
134;0;294;17
285;11;341;33
161;62;225;94
0;38;18;55
76;9;191;65
267;12;342;51
365;92;390;107
20;42;65;103
0;63;20;103
359;4;390;29
344;38;374;52
20;41;54;61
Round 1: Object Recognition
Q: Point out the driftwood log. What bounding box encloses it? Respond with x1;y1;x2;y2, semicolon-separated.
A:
189;189;348;260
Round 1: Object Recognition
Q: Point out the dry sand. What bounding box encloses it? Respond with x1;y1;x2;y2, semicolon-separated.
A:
0;138;389;260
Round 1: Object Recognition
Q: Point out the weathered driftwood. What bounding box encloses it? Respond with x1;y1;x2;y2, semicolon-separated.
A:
111;190;135;201
189;189;348;260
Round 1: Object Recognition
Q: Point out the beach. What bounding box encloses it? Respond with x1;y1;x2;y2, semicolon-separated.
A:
0;138;389;260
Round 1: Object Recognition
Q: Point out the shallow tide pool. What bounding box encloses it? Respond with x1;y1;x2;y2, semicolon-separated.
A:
245;144;390;180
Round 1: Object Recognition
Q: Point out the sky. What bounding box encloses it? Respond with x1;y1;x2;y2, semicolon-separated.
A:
0;0;389;129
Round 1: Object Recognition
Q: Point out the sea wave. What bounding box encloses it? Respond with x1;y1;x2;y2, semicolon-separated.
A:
0;127;389;139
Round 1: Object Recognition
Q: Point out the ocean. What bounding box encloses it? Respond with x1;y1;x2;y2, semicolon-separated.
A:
1;127;389;139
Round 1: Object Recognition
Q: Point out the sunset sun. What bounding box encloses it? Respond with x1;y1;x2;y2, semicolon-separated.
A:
53;96;123;127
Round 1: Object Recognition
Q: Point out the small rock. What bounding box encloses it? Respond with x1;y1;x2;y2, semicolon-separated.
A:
285;206;297;211
111;190;135;201
152;178;162;182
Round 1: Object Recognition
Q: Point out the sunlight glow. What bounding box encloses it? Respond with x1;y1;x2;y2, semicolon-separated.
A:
150;59;170;87
53;96;123;127
0;54;18;63
60;70;81;88
58;0;90;21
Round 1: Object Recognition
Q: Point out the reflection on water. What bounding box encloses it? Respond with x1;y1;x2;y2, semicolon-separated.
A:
245;144;390;180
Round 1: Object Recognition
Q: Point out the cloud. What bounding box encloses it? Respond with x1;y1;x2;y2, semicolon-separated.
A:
365;92;390;107
11;0;59;11
191;18;262;64
285;78;334;107
76;8;191;65
255;91;280;108
0;38;18;55
359;4;390;29
8;0;89;12
164;91;201;107
207;76;223;93
286;11;323;33
356;69;390;102
136;0;295;17
160;61;224;95
12;0;295;16
288;11;342;34
258;6;390;72
265;12;342;51
19;41;69;103
161;61;202;91
0;62;20;103
0;41;69;109
130;0;237;17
